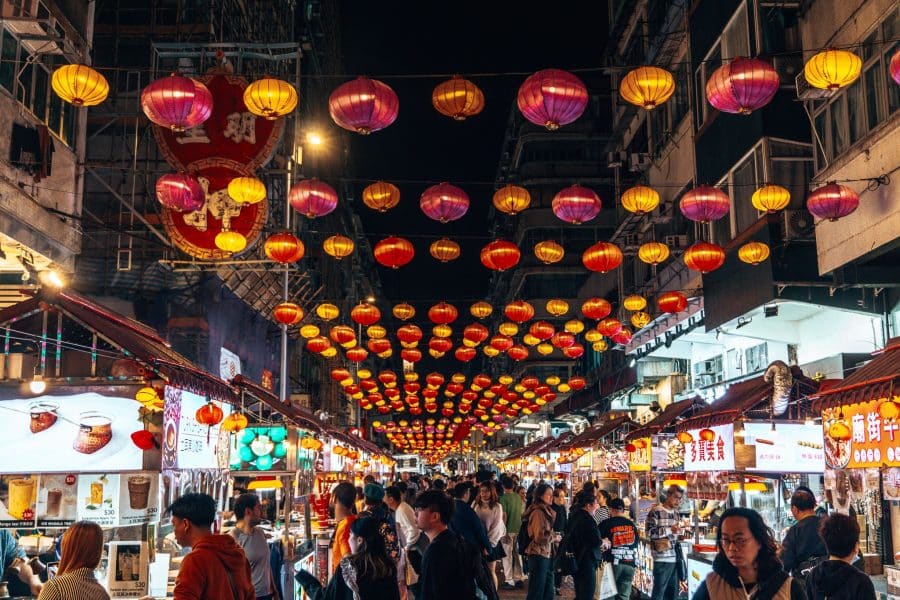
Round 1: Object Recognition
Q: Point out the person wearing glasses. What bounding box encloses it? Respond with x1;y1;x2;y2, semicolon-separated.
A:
692;507;806;599
645;485;684;600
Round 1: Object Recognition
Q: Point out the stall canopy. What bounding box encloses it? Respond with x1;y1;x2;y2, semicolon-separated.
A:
232;375;323;434
559;414;633;450
811;337;900;409
624;397;705;442
505;436;553;460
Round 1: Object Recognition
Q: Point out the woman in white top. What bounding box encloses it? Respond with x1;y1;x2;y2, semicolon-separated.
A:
38;521;109;600
473;481;506;589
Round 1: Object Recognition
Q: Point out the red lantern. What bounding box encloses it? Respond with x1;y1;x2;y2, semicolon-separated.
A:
568;376;586;391
426;372;445;388
351;303;381;326
625;443;637;453
374;236;415;269
680;186;730;223
504;300;535;323
156;173;203;212
264;232;305;264
596;317;622;337
490;335;514;352
658;291;688;314
677;431;693;444
428;302;459;324
289;179;339;218
612;327;633;345
401;348;422;363
480;240;521;271
378;371;398;385
397;324;423;344
529;321;555;341
420;182;470;223
521;376;539;389
507;345;529;361
367;338;392;354
273;302;303;325
306;336;330;353
329;76;399;134
330;368;351;381
552;184;602;224
346;347;369;363
683;241;726;273
562;343;585;359
195;401;224;426
329;325;356;346
699;428;716;442
551;332;576;348
455;347;477;362
517;69;588;130
428;337;453;353
463;323;489;344
141;73;213;131
706;57;780;115
582;242;623;273
582;297;612;320
806;182;860;222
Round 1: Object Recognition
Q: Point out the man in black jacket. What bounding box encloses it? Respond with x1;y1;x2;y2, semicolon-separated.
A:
447;483;491;554
805;513;876;600
780;488;828;582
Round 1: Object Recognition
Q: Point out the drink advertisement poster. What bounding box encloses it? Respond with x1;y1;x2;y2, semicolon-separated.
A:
77;474;120;527
684;424;735;472
37;473;79;527
107;541;150;598
0;474;38;526
163;386;230;470
118;472;160;526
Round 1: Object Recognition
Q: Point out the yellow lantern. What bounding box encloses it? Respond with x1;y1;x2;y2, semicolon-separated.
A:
393;303;416;321
804;49;862;90
362;181;401;212
557;383;571;393
492;185;531;215
299;324;320;339
214;230;247;253
367;325;387;338
323;234;354;259
429;238;461;262
378;349;393;358
534;240;565;264
498;374;513;385
498;322;519;336
321;346;338;358
546;375;561;386
621;185;660;215
470;301;493;319
564;319;585;334
584;330;603;342
537;343;554;355
522;333;540;346
751;185;790;213
463;338;478;348
51;64;109;106
592;340;609;352
619;66;676;109
227;176;266;204
315;303;340;320
545;298;570;317
638;241;670;265
432;324;452;338
244;77;298;119
432;75;485;120
483;346;500;357
631;311;652;329
622;294;647;312
738;241;771;266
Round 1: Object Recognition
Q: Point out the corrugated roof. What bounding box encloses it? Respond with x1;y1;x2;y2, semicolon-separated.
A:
675;377;771;431
812;337;900;409
560;414;633;450
232;375;324;434
624;397;705;442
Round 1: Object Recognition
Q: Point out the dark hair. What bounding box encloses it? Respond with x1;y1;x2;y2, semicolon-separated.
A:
234;493;260;520
450;482;470;500
791;489;816;511
165;493;217;527
349;517;395;580
385;485;402;504
333;482;357;511
533;483;553;505
573;489;596;508
475;481;499;508
395;481;408;493
356;485;365;500
597;489;611;502
501;476;514;490
432;479;447;491
819;513;859;558
363;475;376;485
713;508;782;585
413;490;454;525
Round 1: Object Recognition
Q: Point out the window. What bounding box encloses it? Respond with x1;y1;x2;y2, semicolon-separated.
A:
650;61;691;156
696;3;750;128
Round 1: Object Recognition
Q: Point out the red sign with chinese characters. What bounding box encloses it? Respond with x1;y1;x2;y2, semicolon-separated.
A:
822;399;900;469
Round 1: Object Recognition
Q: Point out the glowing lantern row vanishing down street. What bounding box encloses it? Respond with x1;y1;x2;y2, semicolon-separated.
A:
705;57;779;115
243;77;298;120
751;184;791;213
680;186;730;223
323;234;354;259
517;68;588;130
493;185;531;215
51;64;109;106
156;173;203;212
804;49;862;90
619;66;676;110
553;184;602;224
683;241;726;273
429;238;461;262
420;182;470;222
141;73;213;132
289;179;338;218
638;241;670;266
362;181;401;212
374;236;415;269
432;76;484;121
329;76;399;134
264;232;304;264
480;240;521;271
806;182;859;222
534;240;565;264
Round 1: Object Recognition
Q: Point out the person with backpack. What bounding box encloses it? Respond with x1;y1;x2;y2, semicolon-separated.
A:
499;475;526;590
359;483;401;565
522;483;556;600
563;490;602;600
804;513;876;600
780;488;827;584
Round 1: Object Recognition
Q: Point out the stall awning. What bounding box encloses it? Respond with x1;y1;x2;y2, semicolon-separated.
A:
812;337;900;410
505;436;551;460
560;414;632;450
624;397;705;442
231;375;324;434
545;431;575;451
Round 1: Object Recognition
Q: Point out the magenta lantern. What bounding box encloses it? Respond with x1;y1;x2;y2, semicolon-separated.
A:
517;69;588;131
680;185;731;223
806;183;860;222
156;173;203;212
891;49;900;85
329;76;399;135
706;57;780;115
420;182;470;223
141;73;213;132
289;178;338;218
552;184;602;224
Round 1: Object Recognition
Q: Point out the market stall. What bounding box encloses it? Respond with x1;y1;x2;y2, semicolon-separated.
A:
558;414;633;497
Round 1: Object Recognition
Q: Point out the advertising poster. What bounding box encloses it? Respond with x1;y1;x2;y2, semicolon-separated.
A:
684;424;735;472
741;423;824;473
36;473;78;527
0;474;38;526
0;393;145;473
118;472;160;526
628;437;651;472
651;434;685;471
822;400;900;469
77;474;120;527
230;426;288;471
163;386;230;470
107;541;150;598
219;347;242;381
687;557;715;598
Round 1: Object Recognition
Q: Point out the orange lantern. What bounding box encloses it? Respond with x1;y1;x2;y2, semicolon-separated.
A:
490;335;514;352
508;345;529;361
329;325;356;346
683;241;726;273
568;376;586;391
429;238;461;262
504;300;535;323
264;232;305;264
619;66;676;109
374;236;415;269
621;185;660;215
362;181;400;212
533;240;565;265
492;184;531;215
432;75;485;120
582;241;623;273
273;302;303;325
222;412;249;433
470;301;493;319
195;402;224;426
323;234;354;259
428;302;459;324
581;297;612;320
306;336;330;353
392;303;416;321
677;431;693;444
638;241;670;265
738;242;770;266
480;240;521;271
351;303;381;326
529;321;555;341
455;347;477;362
545;298;569;317
631;311;652;329
346;346;369;362
699;428;716;442
401;348;423;363
428;337;453;353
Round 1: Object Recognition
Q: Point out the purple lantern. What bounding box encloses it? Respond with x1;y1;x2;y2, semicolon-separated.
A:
329;76;399;135
156;173;204;212
288;179;339;218
517;69;588;130
807;183;859;222
891;49;900;85
679;185;731;223
706;57;780;115
141;73;213;132
552;184;602;224
419;182;470;223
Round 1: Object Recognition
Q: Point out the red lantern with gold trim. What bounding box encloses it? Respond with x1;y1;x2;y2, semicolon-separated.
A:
428;302;459;325
480;240;521;271
195;401;224;426
582;241;623;273
683;241;726;273
273;302;303;325
562;343;585;359
264;232;304;264
329;325;356;345
455;347;476;362
401;348;423;363
428;337;453;353
490;335;514;352
529;321;555;341
504;300;535;323
463;323;489;344
508;345;529;361
596;317;622;337
658;291;688;314
581;297;612;320
568;376;586;391
374;236;415;269
346;347;369;363
351;303;381;326
397;324;423;345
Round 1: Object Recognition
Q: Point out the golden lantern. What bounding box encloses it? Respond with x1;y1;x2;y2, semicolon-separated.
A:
738;241;771;266
432;75;485;120
320;346;338;358
428;348;445;358
564;319;584;334
584;330;603;343
621;185;660;215
619;66;676;109
497;374;512;385
631;311;652;329
299;324;320;339
214;230;247;253
264;232;304;264
546;375;561;386
393;303;416;321
546;298;569;317
470;301;493;319
537;343;554;356
244;77;298;119
637;241;670;265
804;49;862;90
227;176;266;204
432;324;452;338
751;185;790;213
274;302;304;325
622;294;647;312
499;322;519;336
362;181;401;212
367;325;387;338
522;333;540;346
533;240;565;264
51;64;109;106
557;383;571;393
429;238;461;262
483;346;500;357
492;185;531;215
315;303;340;320
592;340;609;352
323;234;354;259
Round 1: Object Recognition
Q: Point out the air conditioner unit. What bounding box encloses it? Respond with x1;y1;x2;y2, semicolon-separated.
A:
783;209;815;240
795;71;836;101
629;152;652;172
650;201;673;224
664;234;689;248
607;150;627;168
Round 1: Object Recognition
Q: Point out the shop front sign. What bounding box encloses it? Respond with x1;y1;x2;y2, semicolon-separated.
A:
163;387;231;470
684;424;735;472
628;437;651;472
822;399;900;469
740;422;824;472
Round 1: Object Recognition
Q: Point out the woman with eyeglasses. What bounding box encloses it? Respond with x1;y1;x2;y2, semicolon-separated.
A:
692;507;807;600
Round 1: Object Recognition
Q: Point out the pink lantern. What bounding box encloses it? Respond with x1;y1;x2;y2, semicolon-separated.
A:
420;183;470;222
141;73;213;132
517;69;588;130
289;179;338;218
329;76;399;135
892;49;900;85
552;184;602;224
806;183;860;222
679;186;730;223
155;173;203;212
706;57;780;115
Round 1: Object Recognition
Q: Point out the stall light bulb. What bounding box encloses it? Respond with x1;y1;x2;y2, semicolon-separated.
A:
29;375;46;395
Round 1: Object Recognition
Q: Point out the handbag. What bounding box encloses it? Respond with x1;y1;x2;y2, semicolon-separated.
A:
553;549;578;576
598;562;618;599
491;541;507;561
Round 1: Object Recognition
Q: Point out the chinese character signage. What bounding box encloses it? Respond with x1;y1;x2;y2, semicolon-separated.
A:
162;386;231;470
628;437;651;472
822;400;900;469
684;424;735;472
740;423;824;473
